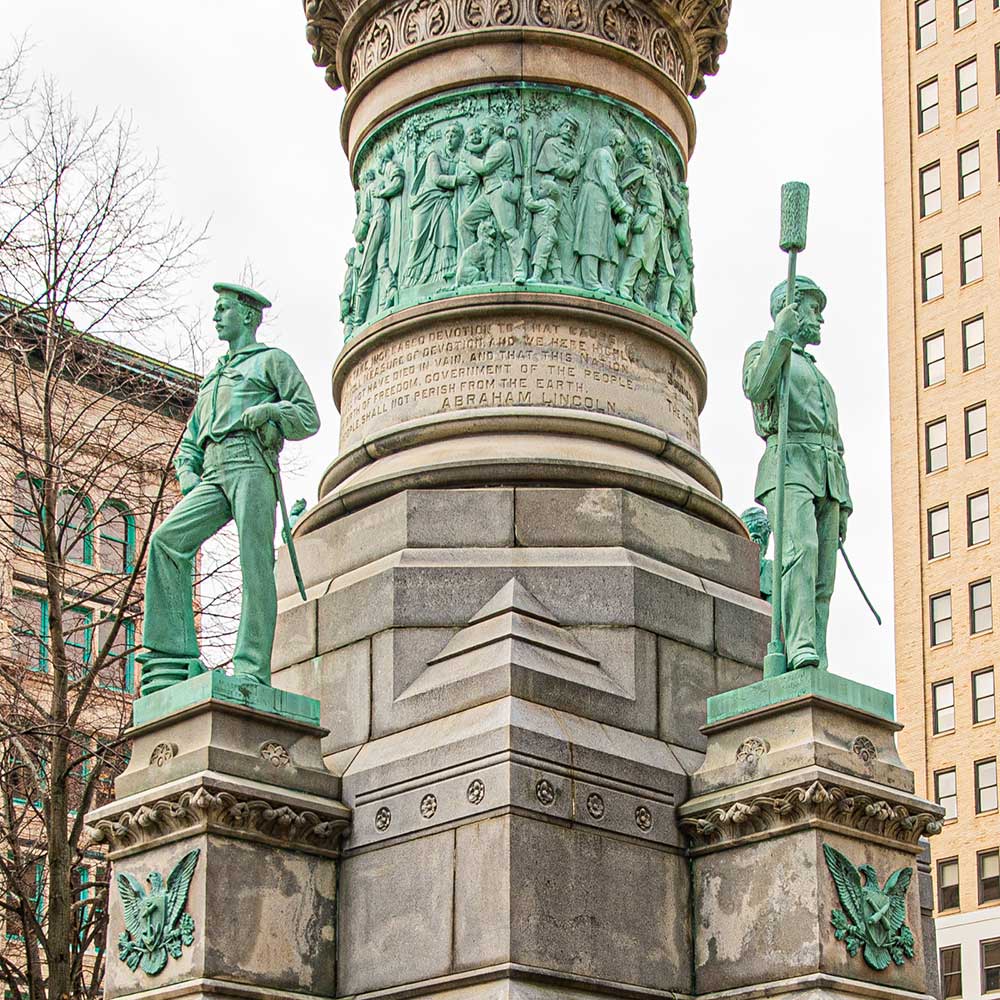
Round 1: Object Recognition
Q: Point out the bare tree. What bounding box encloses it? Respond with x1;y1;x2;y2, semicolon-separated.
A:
0;51;228;1000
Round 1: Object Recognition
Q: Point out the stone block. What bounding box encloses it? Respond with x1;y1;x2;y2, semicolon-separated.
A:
514;487;759;594
707;580;770;667
272;641;371;756
454;816;512;971
337;830;456;995
658;637;715;752
271;598;318;671
104;834;338;1000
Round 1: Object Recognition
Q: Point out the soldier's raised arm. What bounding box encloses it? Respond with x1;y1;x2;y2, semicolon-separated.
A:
742;306;798;404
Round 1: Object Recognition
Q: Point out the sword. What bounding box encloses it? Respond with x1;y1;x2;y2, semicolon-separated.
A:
251;426;308;603
839;542;882;626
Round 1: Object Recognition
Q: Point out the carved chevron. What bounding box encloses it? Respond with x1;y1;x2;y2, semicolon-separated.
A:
301;0;731;97
88;785;351;857
680;780;945;848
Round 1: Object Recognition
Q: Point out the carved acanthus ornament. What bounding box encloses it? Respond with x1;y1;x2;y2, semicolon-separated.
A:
680;780;944;849
301;0;731;97
88;785;351;858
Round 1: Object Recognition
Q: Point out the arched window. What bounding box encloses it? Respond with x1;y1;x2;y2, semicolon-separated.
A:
56;492;94;565
99;502;134;574
13;475;43;550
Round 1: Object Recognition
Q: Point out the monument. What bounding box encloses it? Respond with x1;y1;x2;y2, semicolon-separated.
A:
86;7;944;1000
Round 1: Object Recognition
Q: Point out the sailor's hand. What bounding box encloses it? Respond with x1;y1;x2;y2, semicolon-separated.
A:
241;403;280;432
839;508;850;544
177;470;201;496
258;421;283;452
775;304;800;341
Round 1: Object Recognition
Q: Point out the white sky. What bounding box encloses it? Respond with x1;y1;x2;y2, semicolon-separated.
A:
5;1;894;691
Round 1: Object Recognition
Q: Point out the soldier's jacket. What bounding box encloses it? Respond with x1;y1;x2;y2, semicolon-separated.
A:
743;330;852;511
176;343;320;478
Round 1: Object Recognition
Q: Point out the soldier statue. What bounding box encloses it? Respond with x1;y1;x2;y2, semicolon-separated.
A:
740;506;773;603
742;276;851;671
139;283;320;691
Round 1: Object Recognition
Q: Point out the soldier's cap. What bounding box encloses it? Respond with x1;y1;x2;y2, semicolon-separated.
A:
213;282;273;311
769;275;826;320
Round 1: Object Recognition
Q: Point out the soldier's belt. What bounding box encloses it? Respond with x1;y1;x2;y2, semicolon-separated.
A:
775;431;840;448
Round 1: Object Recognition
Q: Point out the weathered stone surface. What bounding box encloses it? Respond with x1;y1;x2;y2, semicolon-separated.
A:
515;487;759;594
271;598;318;671
454;817;512;972
337;830;455;995
272;641;372;757
707;579;770;666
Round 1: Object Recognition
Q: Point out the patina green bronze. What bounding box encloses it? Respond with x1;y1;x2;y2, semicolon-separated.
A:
741;506;773;603
139;284;320;694
340;84;696;339
117;849;200;976
823;844;914;971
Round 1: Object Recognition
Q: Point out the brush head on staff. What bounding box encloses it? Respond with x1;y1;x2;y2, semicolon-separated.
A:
779;181;810;254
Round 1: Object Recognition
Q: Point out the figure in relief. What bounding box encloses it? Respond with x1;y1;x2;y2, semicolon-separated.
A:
340;246;359;340
405;122;473;286
459;116;528;284
618;138;673;313
456;219;498;284
742;276;852;670
573;128;632;292
354;145;405;323
534;114;584;278
666;179;695;329
526;177;564;283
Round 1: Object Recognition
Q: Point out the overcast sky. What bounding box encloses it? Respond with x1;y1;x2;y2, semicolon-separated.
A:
5;2;893;690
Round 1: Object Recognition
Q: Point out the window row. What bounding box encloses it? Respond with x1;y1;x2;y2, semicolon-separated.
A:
925;404;988;473
941;938;1000;998
923;317;985;387
12;477;135;572
921;230;985;301
932;669;996;732
928;491;991;557
917;57;980;133
915;0;991;50
9;592;136;693
937;848;1000;911
919;143;983;216
930;580;993;644
935;757;999;818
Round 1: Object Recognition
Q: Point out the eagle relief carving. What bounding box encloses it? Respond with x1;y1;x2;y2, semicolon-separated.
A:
822;844;915;971
116;849;200;975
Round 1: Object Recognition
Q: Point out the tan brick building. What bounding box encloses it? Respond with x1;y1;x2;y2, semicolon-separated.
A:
0;302;197;991
882;1;1000;995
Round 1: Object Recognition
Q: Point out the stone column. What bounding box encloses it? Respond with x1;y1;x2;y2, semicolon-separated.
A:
279;4;770;1000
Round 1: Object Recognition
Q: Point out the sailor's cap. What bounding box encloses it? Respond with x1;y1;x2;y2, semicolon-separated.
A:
212;282;272;310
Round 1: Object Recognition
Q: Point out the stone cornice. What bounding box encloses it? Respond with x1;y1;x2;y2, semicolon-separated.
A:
301;0;731;97
679;780;944;851
87;784;351;859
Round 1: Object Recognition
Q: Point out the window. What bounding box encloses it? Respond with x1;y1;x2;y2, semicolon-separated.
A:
985;939;1000;993
5;860;44;942
918;78;940;131
969;491;990;545
959;143;981;197
924;331;946;384
936;767;958;818
961;229;984;284
920;162;942;216
927;417;948;471
55;491;93;565
939;858;961;909
99;502;134;574
929;505;951;557
12;475;41;550
996;42;1000;94
967;403;988;457
10;593;47;672
96;617;135;694
917;0;938;46
977;758;998;811
971;579;993;633
934;679;956;732
957;58;979;113
62;608;92;676
980;850;1000;903
932;591;953;644
922;246;944;300
964;315;986;370
956;0;976;26
974;667;996;722
942;945;963;998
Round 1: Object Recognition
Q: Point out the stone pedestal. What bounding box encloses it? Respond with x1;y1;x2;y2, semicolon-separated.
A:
679;675;944;1000
87;680;350;1000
